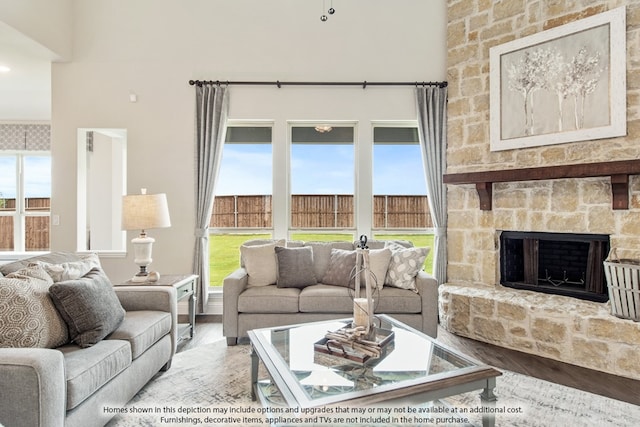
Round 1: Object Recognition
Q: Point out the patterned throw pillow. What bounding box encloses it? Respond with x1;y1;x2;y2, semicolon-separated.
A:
384;243;430;292
321;249;357;288
274;246;317;288
0;265;69;348
49;268;125;348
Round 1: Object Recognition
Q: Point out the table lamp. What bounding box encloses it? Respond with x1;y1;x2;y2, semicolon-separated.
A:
122;188;171;282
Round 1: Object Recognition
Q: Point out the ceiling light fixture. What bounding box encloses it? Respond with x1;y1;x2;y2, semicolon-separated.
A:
320;0;336;22
315;125;333;133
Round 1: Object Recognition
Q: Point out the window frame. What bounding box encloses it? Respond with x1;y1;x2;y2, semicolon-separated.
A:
287;120;358;238
208;121;274;288
371;121;433;237
0;151;51;254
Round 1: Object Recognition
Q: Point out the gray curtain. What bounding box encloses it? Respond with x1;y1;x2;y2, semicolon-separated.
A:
416;86;448;285
193;84;229;312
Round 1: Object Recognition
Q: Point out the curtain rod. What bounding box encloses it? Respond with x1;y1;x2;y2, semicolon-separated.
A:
188;79;447;89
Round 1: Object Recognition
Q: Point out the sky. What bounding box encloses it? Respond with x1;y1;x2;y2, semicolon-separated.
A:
0;155;51;198
0;145;427;200
214;144;427;196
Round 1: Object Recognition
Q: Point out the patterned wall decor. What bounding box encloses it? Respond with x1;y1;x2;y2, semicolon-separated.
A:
0;124;51;151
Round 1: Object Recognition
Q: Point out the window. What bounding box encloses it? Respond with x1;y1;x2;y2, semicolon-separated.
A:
372;124;431;231
372;124;433;273
0;153;51;252
290;124;355;239
209;123;273;287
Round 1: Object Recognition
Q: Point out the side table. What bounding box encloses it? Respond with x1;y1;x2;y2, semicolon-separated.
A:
118;274;199;342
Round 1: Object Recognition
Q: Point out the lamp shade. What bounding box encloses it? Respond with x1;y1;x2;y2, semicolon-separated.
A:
122;192;171;231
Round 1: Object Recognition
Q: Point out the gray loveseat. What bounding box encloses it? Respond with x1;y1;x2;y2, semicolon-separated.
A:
223;239;439;345
0;252;177;427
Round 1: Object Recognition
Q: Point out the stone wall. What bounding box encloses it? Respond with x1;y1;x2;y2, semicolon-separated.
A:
443;0;640;379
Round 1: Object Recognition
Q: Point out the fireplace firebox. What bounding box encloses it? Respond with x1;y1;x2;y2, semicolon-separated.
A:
499;231;610;303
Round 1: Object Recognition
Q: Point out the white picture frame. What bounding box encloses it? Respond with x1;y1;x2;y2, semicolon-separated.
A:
490;6;626;152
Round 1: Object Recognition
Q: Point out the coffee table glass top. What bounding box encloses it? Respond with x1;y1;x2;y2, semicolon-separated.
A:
249;315;489;407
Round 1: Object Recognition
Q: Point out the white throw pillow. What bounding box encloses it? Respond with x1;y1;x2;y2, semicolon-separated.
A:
384;243;430;292
35;253;102;282
240;239;285;287
361;248;392;290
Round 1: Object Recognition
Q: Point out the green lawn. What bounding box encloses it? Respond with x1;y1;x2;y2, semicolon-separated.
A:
209;233;435;287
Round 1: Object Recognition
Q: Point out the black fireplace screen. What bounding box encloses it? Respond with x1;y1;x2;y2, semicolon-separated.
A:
500;231;610;303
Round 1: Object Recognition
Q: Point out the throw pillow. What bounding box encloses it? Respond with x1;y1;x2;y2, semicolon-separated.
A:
321;249;357;288
0;265;69;348
384;243;430;292
304;241;355;280
35;252;102;282
240;239;285;287
0;251;83;276
49;268;125;348
274;246;317;288
362;248;392;290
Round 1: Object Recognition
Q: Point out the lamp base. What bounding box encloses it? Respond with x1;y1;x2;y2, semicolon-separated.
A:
131;266;150;282
130;271;160;283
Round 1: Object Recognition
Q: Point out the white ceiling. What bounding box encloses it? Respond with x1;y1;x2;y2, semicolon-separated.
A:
0;21;54;121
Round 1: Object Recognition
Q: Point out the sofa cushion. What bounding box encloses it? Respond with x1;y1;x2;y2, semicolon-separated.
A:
0;265;69;348
299;284;422;314
275;246;317;288
321;249;357;288
107;310;171;359
49;268;125;348
238;285;300;313
304;241;355;280
384;243;430;292
376;286;422;313
59;339;132;410
240;239;285;287
299;284;354;312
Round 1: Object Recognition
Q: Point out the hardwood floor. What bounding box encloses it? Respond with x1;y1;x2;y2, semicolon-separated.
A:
178;315;640;407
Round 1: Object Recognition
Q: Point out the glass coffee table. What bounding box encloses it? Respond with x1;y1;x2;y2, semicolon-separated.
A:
248;315;502;427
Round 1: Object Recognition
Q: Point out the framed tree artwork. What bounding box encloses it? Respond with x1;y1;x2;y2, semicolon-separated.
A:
490;6;626;151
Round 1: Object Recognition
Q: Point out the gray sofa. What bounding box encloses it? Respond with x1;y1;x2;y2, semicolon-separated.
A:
223;239;439;345
0;252;177;427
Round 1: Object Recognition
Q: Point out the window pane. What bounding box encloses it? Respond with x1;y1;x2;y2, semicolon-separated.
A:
24;156;51;212
373;127;430;229
0;156;16;212
291;125;354;229
373;127;419;143
211;126;273;287
226;126;272;143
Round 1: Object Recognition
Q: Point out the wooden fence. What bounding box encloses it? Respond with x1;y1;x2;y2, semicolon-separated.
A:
0;195;432;250
211;195;432;229
0;198;50;251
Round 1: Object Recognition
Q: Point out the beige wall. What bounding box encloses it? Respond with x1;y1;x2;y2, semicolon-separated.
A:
446;0;640;286
0;0;72;60
47;0;448;283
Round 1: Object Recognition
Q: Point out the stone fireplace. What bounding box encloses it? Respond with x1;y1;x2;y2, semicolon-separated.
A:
499;231;609;303
443;0;640;381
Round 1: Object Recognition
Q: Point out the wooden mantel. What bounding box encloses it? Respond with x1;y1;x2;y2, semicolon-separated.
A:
442;159;640;210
